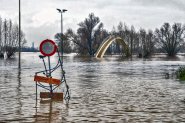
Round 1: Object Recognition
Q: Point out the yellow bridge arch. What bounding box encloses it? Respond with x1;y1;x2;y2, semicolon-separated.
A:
95;36;130;58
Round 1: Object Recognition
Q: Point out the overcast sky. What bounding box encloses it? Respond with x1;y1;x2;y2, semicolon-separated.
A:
0;0;185;47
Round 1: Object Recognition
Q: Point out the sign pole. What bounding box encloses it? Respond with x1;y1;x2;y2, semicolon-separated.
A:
48;56;53;94
34;39;70;101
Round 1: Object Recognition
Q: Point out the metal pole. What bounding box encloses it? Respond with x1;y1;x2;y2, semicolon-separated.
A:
48;56;53;95
18;0;21;69
61;13;63;64
36;81;37;101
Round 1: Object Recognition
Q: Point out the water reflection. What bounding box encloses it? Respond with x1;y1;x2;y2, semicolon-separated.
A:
15;69;23;121
35;100;57;123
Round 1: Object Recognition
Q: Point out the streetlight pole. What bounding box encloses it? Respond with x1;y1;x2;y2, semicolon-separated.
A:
18;0;21;69
56;8;67;64
56;9;70;100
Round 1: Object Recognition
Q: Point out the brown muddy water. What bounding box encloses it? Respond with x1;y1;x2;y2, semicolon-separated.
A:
1;53;185;123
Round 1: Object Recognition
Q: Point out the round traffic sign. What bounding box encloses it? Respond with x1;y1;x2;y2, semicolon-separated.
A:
39;39;57;56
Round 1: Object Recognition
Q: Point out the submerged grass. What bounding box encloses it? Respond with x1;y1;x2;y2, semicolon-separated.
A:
176;66;185;80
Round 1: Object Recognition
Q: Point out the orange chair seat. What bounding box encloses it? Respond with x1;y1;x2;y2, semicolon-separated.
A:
34;75;61;85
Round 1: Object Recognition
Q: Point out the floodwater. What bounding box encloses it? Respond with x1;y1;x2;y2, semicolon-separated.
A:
1;53;185;123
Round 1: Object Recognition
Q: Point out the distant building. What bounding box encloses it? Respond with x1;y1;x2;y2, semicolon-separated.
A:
21;42;39;52
31;42;34;49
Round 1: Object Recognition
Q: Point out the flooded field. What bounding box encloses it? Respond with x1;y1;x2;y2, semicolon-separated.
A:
1;53;185;122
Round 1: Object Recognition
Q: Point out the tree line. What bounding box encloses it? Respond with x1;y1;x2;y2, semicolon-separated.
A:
1;14;184;58
55;13;185;57
0;16;26;58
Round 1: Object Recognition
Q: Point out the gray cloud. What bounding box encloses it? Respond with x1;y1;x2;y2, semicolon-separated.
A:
24;21;59;47
131;0;185;12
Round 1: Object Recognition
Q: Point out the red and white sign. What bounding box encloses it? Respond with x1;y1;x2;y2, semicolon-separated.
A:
39;39;57;56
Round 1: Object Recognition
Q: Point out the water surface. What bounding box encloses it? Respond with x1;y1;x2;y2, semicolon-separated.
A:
1;53;185;122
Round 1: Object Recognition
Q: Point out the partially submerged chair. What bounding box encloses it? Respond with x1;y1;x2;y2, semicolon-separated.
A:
34;39;70;101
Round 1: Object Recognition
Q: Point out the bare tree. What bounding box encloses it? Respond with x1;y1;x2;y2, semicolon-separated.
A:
55;32;72;53
0;17;26;58
93;23;109;53
0;17;2;55
130;25;135;57
65;28;89;55
138;29;155;57
155;23;185;56
146;30;155;56
117;22;129;54
77;13;101;56
117;23;137;56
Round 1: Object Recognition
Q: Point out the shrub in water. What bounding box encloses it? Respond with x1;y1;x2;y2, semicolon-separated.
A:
176;66;185;80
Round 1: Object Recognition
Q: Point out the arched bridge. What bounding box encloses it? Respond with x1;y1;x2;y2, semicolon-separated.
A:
95;36;130;58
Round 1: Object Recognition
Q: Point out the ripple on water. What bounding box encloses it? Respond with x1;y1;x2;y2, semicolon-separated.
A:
1;53;185;122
